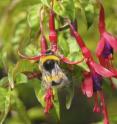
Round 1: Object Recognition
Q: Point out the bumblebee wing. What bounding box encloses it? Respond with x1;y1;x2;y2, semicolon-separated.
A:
51;63;70;87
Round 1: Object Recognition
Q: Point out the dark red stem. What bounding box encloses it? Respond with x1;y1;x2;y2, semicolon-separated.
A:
99;4;106;34
49;10;57;52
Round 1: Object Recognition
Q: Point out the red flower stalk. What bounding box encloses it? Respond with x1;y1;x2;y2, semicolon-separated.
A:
44;88;54;113
49;9;58;52
96;4;117;70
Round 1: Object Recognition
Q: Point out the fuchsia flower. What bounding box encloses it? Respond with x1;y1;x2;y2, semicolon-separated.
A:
69;22;115;124
82;71;109;124
96;4;117;89
96;4;117;70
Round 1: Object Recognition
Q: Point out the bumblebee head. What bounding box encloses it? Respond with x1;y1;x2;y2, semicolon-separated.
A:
43;60;56;72
39;51;60;72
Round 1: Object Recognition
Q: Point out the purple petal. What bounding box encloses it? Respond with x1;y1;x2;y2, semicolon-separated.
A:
103;32;117;52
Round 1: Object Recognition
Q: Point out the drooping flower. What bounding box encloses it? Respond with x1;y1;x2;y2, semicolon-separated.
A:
69;21;115;124
96;4;117;70
81;71;109;124
96;4;117;89
69;22;115;77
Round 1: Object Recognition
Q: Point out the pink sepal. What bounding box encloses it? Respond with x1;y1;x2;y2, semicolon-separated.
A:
90;61;115;77
81;72;93;98
96;37;105;56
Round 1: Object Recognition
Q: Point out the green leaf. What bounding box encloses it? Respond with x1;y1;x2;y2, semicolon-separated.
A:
15;73;28;84
8;60;39;86
0;88;11;124
28;107;45;120
24;44;39;57
27;4;42;28
13;60;39;80
53;0;75;20
79;0;89;5
84;4;94;28
58;34;69;56
0;77;8;86
65;85;74;109
73;0;81;9
12;94;31;124
11;21;28;44
31;79;45;107
40;0;50;7
66;36;89;71
53;89;60;119
67;36;80;54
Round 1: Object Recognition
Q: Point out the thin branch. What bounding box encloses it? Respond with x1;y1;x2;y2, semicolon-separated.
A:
23;72;41;80
56;24;69;32
40;7;45;35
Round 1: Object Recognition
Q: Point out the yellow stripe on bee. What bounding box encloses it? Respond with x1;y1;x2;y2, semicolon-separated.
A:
44;75;59;83
40;55;60;64
52;75;59;81
44;76;52;82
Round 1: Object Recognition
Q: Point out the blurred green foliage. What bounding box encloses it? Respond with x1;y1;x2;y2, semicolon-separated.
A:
0;0;117;124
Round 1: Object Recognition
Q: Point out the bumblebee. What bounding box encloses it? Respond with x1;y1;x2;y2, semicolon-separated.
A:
39;51;70;89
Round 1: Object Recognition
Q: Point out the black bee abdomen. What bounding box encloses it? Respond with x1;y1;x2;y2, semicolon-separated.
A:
43;60;55;72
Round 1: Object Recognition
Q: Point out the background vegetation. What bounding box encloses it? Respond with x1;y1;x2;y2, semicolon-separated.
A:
0;0;117;124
